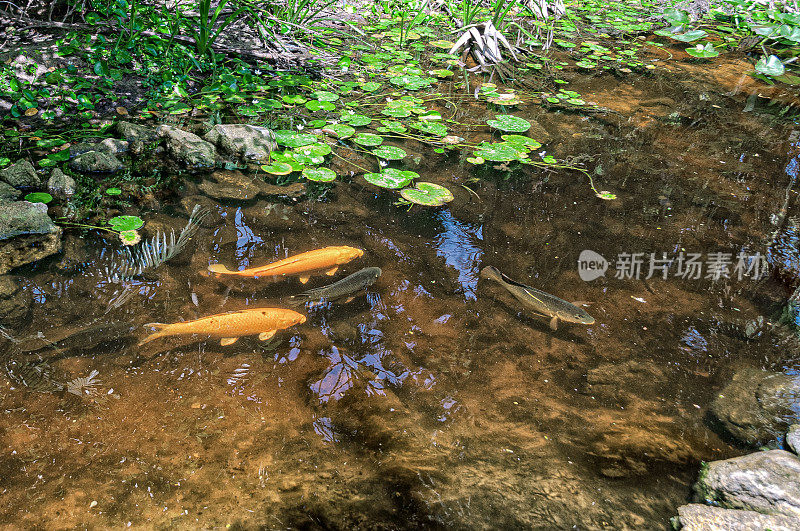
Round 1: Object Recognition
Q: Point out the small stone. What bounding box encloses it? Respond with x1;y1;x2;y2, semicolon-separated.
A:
48;168;76;196
198;170;261;202
89;500;98;508
97;138;129;155
116;121;159;143
203;124;276;163
69;150;123;174
0;160;40;188
157;125;216;169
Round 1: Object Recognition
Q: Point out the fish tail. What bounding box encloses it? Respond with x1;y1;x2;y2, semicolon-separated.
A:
480;265;503;282
208;263;234;275
138;323;168;346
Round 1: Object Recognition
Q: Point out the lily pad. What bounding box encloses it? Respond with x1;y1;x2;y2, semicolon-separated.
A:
303;167;337;182
119;229;141;246
322;123;356;139
24;192;53;204
487;115;531;133
373;145;407;160
400;182;454;206
668;30;708;42
473;142;527;162
363;168;418;189
411;121;447;136
352;133;384;147
501;135;542;150
429;39;455;49
305;100;336;112
313;90;339;102
378;120;407;134
261;161;295;175
109;215;144;232
361;81;382;92
273;130;318;148
343;114;372;126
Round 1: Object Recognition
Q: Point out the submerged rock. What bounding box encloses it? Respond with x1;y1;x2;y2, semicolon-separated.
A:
198;170;262;202
0;201;62;274
674;503;800;531
47;168;76;196
708;368;800;447
157;125;216;169
0;275;32;328
203;124;276;163
0;181;21;202
97;137;129;155
0;160;40;188
694;449;800;518
116;121;158;143
69;150;123;174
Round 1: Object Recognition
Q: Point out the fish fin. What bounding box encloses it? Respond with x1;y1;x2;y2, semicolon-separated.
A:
299;276;310;284
208;264;233;275
138;323;167;346
326;267;338;276
549;316;559;331
344;296;355;303
220;337;239;346
258;331;276;341
572;301;591;307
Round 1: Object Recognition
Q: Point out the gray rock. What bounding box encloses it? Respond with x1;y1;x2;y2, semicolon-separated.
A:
116;121;158;143
97;137;129;155
203;124;276;163
68;142;98;158
0;181;21;202
674;503;800;531
709;368;800;447
0;201;62;274
157;125;216;169
695;449;800;518
787;424;800;455
198;170;261;202
69;150;123;174
0;275;31;327
47;168;76;196
0;160;40;188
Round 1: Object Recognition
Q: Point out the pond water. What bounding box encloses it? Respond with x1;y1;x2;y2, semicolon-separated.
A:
2;52;800;529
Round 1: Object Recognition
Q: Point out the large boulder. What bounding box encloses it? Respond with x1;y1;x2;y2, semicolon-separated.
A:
116;121;158;143
0;181;21;201
787;424;800;454
674;503;800;531
203;124;276;163
47;168;76;196
708;367;800;447
198;169;262;202
69;150;123;174
694;449;800;518
157;125;216;169
0;160;40;188
0;201;62;274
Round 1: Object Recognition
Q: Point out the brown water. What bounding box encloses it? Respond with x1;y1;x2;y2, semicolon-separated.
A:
2;54;800;529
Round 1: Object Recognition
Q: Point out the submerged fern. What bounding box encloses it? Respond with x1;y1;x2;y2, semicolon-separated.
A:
105;205;209;282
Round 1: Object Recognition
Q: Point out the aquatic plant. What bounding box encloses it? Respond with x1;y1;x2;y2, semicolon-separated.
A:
66;370;101;397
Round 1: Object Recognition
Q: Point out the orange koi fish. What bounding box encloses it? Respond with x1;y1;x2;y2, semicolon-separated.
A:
139;308;306;346
207;245;364;283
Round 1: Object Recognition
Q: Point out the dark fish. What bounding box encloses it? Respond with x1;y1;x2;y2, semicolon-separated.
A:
480;265;594;330
289;267;382;306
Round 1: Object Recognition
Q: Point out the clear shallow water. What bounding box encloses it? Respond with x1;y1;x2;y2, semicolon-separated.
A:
2;56;800;529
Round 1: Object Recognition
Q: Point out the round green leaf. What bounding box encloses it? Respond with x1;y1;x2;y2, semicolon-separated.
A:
322;124;356;139
261;161;295;175
361;81;382;92
669;30;708;42
373;145;407;160
377;120;407;134
411;121;448;136
25;192;53;204
486;115;531;133
313;90;339;101
685;43;719;58
305;100;336;112
119;230;141;246
273;130;318;148
363;168;418;189
501;135;542;150
473;142;526;162
344;114;372;126
303;167;337;182
109;215;144;232
106;187;122;196
755;54;785;76
400;182;454;206
352;133;384;147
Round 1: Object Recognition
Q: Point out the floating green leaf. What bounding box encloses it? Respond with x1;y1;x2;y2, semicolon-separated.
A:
105;187;122;195
322;124;356;139
473;142;527;162
378;120;407;134
501;135;542;150
313;91;339;101
273;130;318;148
261;161;295;175
686;43;719;58
363;168;417;189
668;30;707;42
361;81;382;92
24;192;53;204
373;145;407;160
303;167;337;182
352;133;384;147
342;114;372;126
305;100;336;112
411;121;448;136
119;230;141;246
400;182;454;206
486;115;531;133
109;215;144;232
